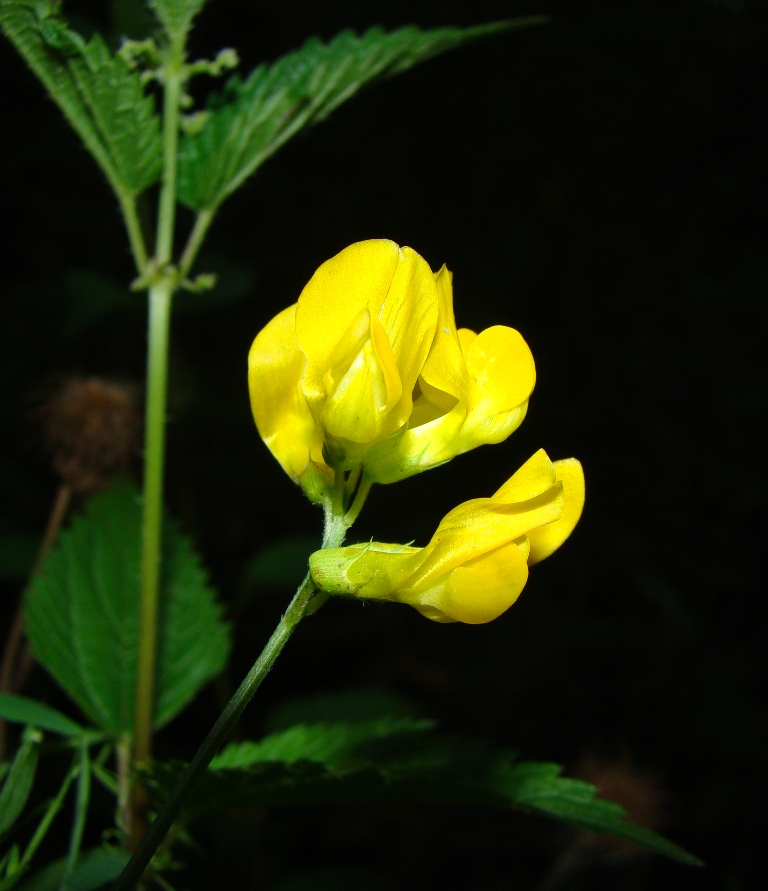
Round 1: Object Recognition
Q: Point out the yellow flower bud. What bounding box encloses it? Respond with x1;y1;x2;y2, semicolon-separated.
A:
309;450;585;624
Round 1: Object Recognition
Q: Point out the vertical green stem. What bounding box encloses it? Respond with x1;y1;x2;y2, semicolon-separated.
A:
134;279;173;768
155;39;185;268
132;31;187;773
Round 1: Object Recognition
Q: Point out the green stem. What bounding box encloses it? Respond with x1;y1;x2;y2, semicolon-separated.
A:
132;29;187;774
21;757;78;870
155;39;185;267
112;574;320;891
178;209;215;281
134;279;173;769
62;741;91;888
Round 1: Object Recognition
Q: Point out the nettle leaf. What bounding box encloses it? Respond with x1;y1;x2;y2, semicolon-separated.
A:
0;727;41;838
177;18;544;212
147;0;206;39
0;694;85;737
24;480;230;735
0;0;161;199
151;717;700;866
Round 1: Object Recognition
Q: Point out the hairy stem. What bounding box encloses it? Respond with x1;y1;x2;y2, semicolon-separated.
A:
130;31;188;850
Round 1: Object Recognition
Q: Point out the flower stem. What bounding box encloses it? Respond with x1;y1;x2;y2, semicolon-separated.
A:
112;574;320;890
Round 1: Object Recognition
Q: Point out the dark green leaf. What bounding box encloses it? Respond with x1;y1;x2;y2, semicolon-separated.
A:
154;518;231;728
177;19;546;211
151;717;700;866
24;479;230;734
495;761;703;865
0;695;85;737
0;0;161;199
16;847;129;891
210;717;436;770
0;727;41;837
147;0;205;39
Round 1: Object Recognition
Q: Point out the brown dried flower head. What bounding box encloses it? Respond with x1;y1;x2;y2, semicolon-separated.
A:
38;377;142;493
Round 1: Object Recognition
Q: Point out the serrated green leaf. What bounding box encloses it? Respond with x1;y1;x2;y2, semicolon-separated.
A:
23;479;230;734
150;716;699;866
15;847;129;891
0;694;85;737
496;761;703;865
177;18;545;211
147;0;205;39
210;717;436;771
0;0;161;199
0;727;41;837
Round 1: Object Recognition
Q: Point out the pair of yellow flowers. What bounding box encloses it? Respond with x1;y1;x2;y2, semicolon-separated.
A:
249;240;584;624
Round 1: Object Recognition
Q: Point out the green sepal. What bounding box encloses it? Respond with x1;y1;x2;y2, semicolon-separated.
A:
177;18;546;212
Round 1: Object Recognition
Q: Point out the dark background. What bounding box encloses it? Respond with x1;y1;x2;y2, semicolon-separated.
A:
1;0;766;888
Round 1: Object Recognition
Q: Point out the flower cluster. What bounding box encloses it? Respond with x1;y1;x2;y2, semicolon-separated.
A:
248;240;584;623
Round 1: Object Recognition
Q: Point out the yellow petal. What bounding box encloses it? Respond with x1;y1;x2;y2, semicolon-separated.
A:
466;326;536;409
417;266;468;407
493;449;557;501
407;479;564;589
321;309;402;443
378;246;440;416
401;539;530;624
248;305;322;482
295;240;437;435
527;458;585;565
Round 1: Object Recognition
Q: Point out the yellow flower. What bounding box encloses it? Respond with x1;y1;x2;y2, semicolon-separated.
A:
309;450;585;623
248;240;536;495
365;265;536;482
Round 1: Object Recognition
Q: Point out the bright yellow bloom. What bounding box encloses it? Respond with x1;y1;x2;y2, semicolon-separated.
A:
365;265;535;482
248;240;536;495
309;450;585;623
